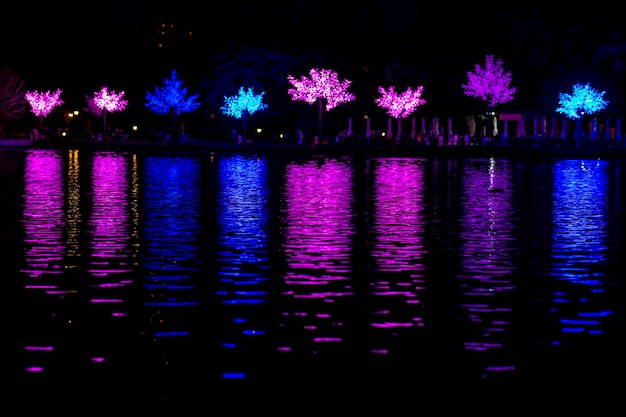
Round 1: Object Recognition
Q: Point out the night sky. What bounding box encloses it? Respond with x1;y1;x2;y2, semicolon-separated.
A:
2;1;625;123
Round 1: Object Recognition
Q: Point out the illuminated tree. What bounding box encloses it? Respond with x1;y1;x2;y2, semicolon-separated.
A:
146;69;201;139
374;85;426;138
287;68;356;137
87;86;128;137
462;55;516;137
24;88;64;136
220;86;268;140
556;82;609;140
0;66;28;138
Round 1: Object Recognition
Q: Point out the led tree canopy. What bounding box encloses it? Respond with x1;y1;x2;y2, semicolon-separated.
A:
145;69;200;116
221;87;267;118
375;86;426;118
462;55;516;108
556;83;608;118
24;89;64;118
287;68;355;111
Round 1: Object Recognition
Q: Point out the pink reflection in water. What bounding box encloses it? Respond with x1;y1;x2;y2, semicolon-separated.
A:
21;150;65;280
280;158;355;355
367;158;428;355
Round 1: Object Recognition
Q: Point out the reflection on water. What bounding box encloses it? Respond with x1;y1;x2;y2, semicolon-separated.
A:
8;149;623;399
22;149;65;280
550;160;613;338
142;154;203;387
215;154;271;379
21;149;65;374
458;158;515;379
367;158;427;356
279;157;355;358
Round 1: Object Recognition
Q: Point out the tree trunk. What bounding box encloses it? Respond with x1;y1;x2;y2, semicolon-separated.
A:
318;98;323;138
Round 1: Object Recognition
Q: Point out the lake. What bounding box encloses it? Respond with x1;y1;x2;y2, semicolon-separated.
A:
2;147;623;409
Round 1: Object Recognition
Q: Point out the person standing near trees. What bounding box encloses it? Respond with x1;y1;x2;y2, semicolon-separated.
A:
296;129;304;145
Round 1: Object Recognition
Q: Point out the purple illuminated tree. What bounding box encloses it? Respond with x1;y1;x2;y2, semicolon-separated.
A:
24;88;64;136
146;69;201;139
462;55;516;137
287;68;356;137
374;85;426;138
220;87;268;140
556;82;608;140
87;87;128;137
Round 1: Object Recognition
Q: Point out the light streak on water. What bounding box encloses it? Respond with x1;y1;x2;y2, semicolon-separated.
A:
550;159;613;337
21;149;65;279
279;157;355;356
215;154;271;379
142;154;202;372
87;152;132;280
368;157;428;355
458;158;516;378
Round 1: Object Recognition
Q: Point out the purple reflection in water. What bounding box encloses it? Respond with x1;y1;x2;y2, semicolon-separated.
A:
371;158;427;272
21;150;67;375
88;152;132;271
458;158;515;377
21;149;65;279
280;157;354;355
368;158;428;355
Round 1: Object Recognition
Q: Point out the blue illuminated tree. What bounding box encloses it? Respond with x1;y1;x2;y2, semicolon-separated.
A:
220;87;268;140
556;82;608;140
145;69;201;139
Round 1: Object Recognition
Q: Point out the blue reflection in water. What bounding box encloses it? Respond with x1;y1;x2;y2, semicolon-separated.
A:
215;155;270;379
143;156;201;350
458;158;516;378
279;157;355;357
550;160;612;337
368;158;427;355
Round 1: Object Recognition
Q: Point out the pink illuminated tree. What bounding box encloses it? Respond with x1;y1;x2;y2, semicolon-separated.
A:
375;85;426;138
287;68;356;137
24;88;64;136
462;55;516;137
86;86;128;137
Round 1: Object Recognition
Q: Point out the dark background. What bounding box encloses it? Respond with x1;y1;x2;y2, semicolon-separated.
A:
2;1;625;138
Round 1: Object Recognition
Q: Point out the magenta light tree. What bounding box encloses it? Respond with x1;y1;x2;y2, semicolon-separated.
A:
24;88;64;134
220;86;268;140
462;55;516;137
145;69;201;139
374;85;426;139
287;68;356;137
87;86;128;137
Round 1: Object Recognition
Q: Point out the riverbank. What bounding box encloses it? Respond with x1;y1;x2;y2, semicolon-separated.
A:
4;136;626;159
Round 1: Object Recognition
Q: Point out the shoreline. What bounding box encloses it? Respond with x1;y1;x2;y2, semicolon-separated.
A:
3;137;626;159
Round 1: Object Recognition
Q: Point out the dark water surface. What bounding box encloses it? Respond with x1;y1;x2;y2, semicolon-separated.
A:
2;148;624;408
